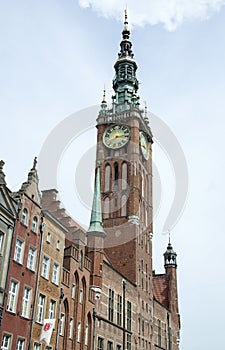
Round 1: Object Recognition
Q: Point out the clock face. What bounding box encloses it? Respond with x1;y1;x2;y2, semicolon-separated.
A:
103;125;130;150
139;132;149;160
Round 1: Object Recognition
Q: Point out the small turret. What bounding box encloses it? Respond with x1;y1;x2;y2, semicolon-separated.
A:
164;237;177;268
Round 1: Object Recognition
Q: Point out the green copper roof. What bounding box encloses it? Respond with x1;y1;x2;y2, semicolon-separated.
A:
164;241;177;268
112;10;139;105
87;167;106;237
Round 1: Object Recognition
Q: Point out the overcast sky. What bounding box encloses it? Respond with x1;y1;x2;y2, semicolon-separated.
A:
1;1;225;349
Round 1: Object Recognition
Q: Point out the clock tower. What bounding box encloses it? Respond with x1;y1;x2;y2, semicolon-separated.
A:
95;11;153;287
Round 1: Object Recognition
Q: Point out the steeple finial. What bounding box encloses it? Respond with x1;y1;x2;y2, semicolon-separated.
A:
118;8;133;59
0;160;6;185
87;166;106;237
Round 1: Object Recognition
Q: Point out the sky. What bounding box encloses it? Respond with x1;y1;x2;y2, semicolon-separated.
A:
1;1;225;349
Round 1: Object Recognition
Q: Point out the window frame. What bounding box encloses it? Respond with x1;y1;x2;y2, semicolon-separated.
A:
21;208;28;226
31;216;38;233
52;262;60;285
14;238;25;264
41;255;50;279
97;337;104;350
16;338;25;350
36;294;45;324
27;246;37;271
21;286;32;318
7;279;19;313
1;334;12;350
69;318;74;339
48;299;56;319
108;288;114;322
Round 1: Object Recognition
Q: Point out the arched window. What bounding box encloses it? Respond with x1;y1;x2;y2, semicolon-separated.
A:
104;197;110;219
32;216;38;232
77;322;81;343
122;162;127;189
105;164;111;191
121;195;127;217
114;163;119;184
21;208;28;226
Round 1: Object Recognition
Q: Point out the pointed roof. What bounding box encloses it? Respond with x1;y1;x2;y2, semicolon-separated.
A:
87;166;106;237
118;9;134;60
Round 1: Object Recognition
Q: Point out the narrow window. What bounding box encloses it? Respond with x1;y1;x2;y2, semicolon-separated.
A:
49;299;56;319
127;301;132;331
16;338;25;350
32;216;38;232
79;289;83;304
121;162;127;189
52;263;60;285
27;247;36;271
117;294;122;326
97;337;104;350
103;197;110;219
77;322;81;343
1;335;12;350
107;341;113;350
21;208;28;226
47;232;51;243
21;286;32;318
127;334;131;350
14;238;24;264
7;280;19;312
56;240;60;250
41;256;50;279
69;318;74;339
108;289;114;322
59;313;65;336
114;163;119;184
85;323;89;346
71;284;76;299
33;343;41;350
105;164;111;191
36;294;45;323
121;194;127;216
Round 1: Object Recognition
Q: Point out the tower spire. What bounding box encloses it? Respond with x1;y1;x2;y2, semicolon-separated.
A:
87;166;106;236
112;9;139;105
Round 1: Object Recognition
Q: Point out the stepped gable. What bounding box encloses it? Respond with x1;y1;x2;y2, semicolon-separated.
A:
41;189;86;245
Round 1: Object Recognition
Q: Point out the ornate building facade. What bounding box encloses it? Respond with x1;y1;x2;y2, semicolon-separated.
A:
0;10;180;350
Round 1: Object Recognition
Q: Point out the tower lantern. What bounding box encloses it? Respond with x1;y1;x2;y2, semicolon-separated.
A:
164;240;177;268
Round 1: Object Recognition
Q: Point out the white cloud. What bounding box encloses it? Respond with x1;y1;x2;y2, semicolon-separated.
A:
79;0;225;30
